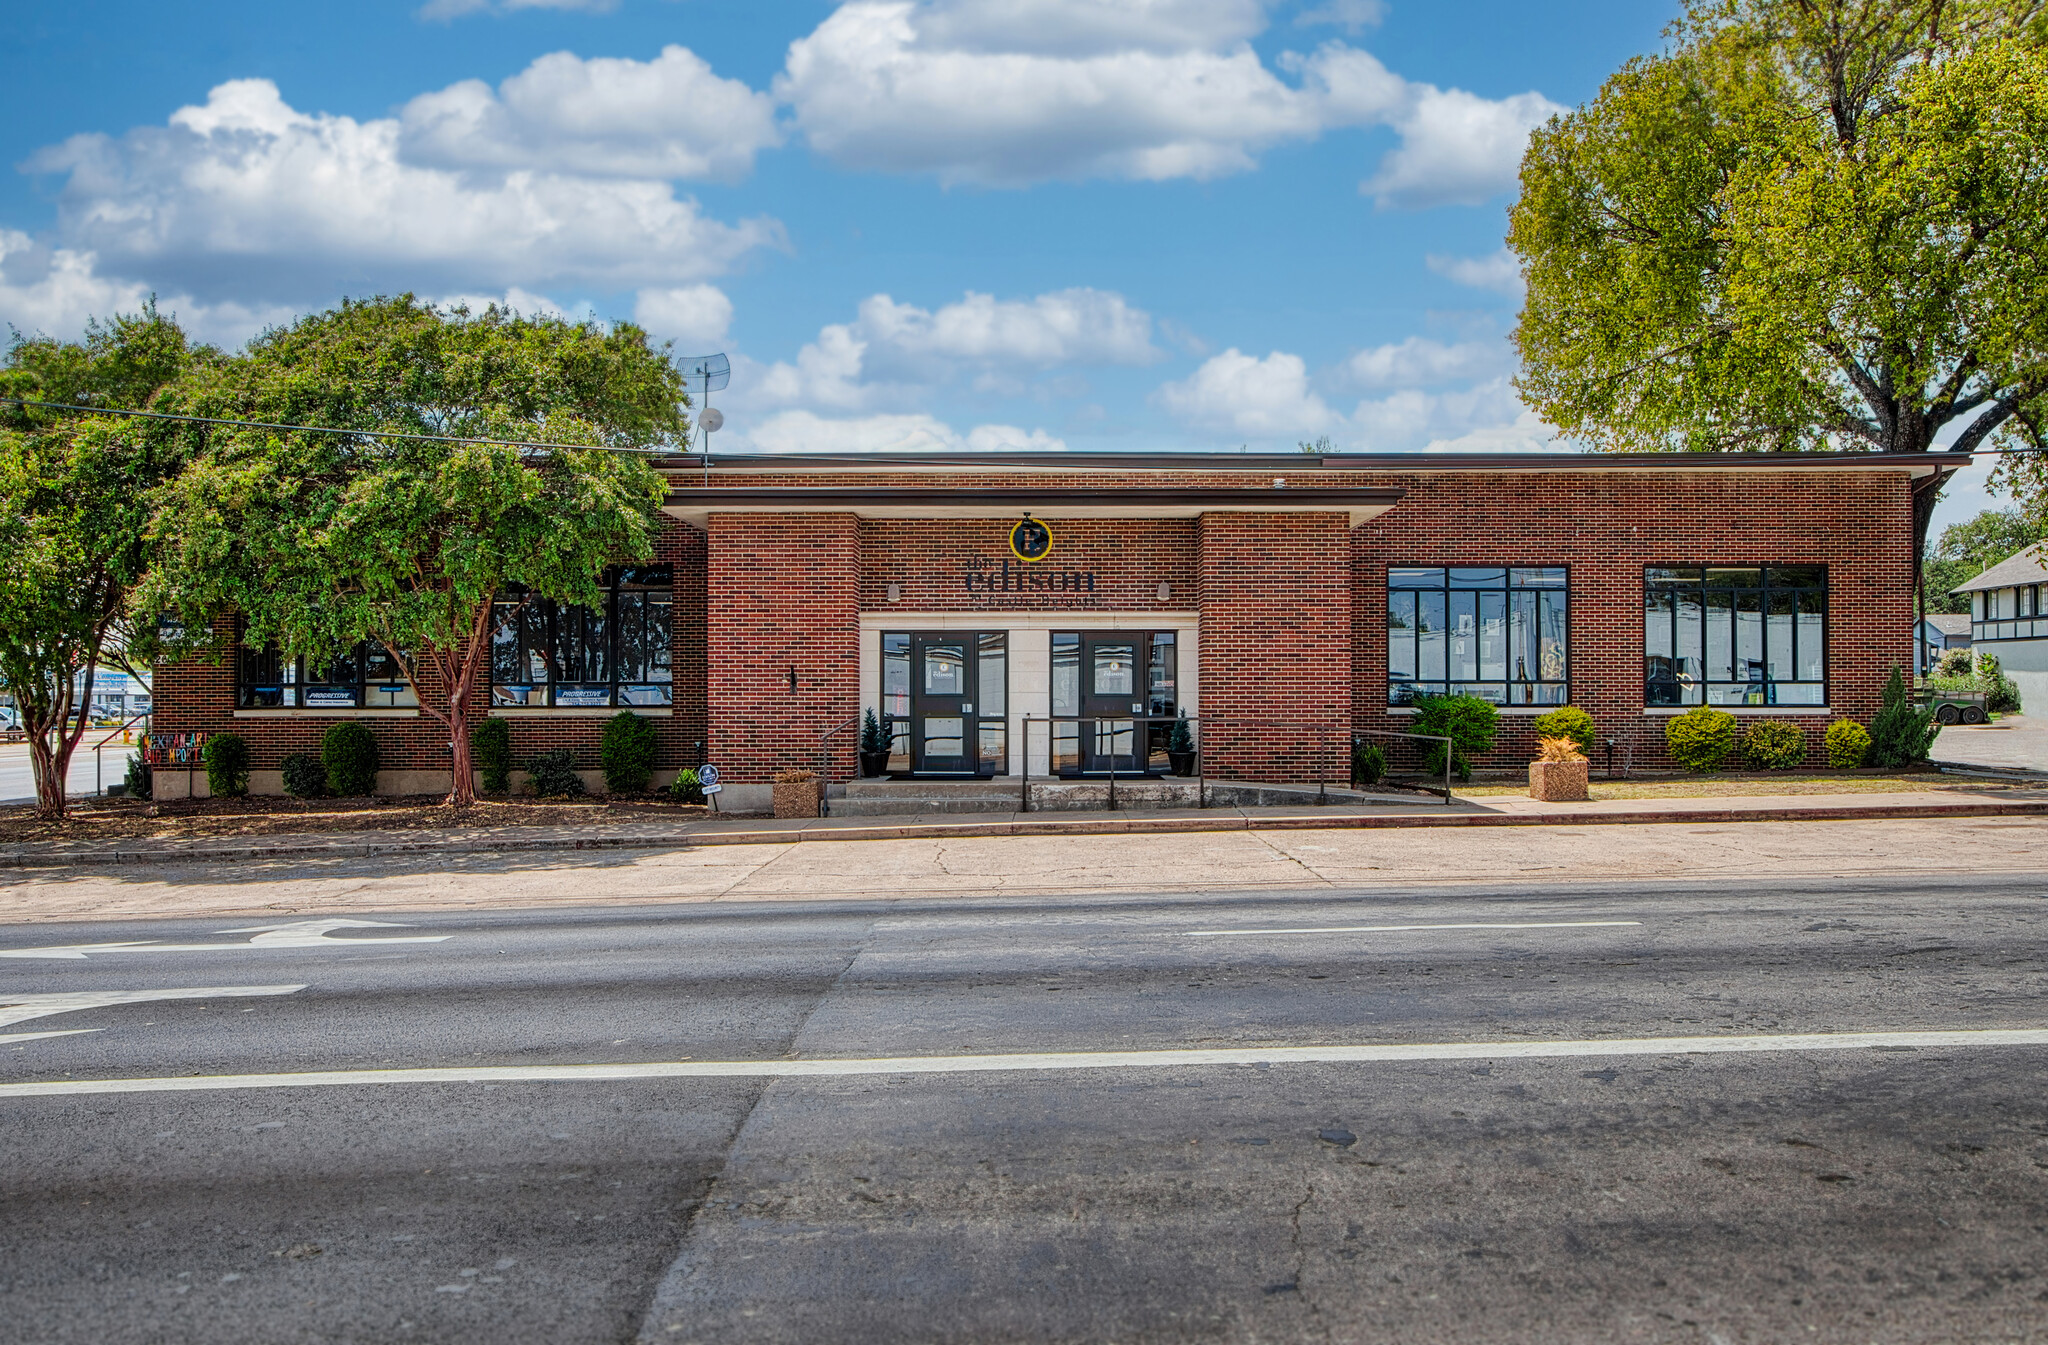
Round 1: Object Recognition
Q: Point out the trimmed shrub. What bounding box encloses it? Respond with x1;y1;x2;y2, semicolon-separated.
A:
202;732;249;798
280;752;327;798
525;749;586;798
1665;705;1737;773
1743;719;1806;770
1825;718;1871;769
1409;694;1498;783
472;717;512;795
669;767;705;804
600;711;659;793
321;721;381;796
1530;705;1597;757
124;751;151;801
1976;651;2023;714
1934;647;1973;678
1868;665;1940;768
1352;739;1387;787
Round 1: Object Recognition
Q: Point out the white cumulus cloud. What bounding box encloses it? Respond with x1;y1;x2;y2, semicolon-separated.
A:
1342;335;1511;389
1426;247;1524;298
1364;86;1561;209
1294;0;1385;33
1156;348;1336;437
0;229;292;348
400;46;782;181
633;284;734;348
734;409;1066;454
26;79;784;306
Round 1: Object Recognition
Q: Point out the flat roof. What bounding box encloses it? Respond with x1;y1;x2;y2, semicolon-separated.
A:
663;485;1405;529
652;448;1961;477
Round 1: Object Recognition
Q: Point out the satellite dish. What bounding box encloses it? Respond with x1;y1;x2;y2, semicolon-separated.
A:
699;407;724;434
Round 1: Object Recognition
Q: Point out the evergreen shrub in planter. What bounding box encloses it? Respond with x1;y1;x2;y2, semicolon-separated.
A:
601;710;659;793
321;722;381;796
1824;718;1871;769
525;749;586;798
1665;705;1737;772
858;709;890;777
202;732;249;799
472;717;512;794
1743;719;1806;770
1167;712;1199;777
280;752;327;798
669;767;705;804
1409;694;1497;783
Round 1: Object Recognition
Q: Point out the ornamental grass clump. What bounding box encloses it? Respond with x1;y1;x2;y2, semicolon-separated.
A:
1743;719;1806;770
1530;706;1596;757
1825;718;1871;768
600;710;659;793
772;768;819;783
1535;735;1586;763
1665;705;1737;772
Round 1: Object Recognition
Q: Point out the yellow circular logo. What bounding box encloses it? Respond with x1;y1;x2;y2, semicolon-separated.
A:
1010;517;1054;563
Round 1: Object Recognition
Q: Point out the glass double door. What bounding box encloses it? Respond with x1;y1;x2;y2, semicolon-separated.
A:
882;632;1007;776
1051;630;1178;776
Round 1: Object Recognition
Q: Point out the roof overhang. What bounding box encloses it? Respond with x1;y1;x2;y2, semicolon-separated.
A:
662;486;1404;530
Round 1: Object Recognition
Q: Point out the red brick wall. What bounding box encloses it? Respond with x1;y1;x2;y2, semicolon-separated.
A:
857;518;1197;611
1198;511;1354;781
1351;469;1914;771
705;511;861;783
152;515;708;790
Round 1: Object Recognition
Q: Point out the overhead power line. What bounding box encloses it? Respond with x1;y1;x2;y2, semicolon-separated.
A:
0;396;683;456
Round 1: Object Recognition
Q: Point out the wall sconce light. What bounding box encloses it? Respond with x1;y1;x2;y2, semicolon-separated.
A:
886;582;902;602
1157;581;1172;602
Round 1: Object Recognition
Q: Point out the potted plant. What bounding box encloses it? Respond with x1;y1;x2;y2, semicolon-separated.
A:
859;709;891;778
1528;736;1589;802
1166;712;1198;777
772;768;822;819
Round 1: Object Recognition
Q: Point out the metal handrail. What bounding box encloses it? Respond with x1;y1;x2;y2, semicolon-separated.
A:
1016;714;1454;811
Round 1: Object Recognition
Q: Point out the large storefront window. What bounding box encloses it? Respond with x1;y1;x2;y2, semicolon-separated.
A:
1645;566;1826;706
491;566;674;708
1388;568;1568;706
235;638;417;710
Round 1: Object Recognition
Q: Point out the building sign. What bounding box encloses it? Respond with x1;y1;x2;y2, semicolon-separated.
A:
1010;517;1054;562
963;555;1101;606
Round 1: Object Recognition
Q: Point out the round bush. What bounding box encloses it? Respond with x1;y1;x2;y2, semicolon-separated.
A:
669;767;705;805
124;751;152;801
1530;705;1597;757
320;721;381;796
600;710;659;793
1825;718;1871;769
201;732;249;798
1409;694;1499;783
1351;739;1387;787
472;717;512;794
280;752;327;798
1743;719;1806;770
525;749;586;798
1665;705;1737;773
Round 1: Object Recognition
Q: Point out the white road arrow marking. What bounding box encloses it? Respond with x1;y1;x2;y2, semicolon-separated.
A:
0;985;306;1045
0;919;451;959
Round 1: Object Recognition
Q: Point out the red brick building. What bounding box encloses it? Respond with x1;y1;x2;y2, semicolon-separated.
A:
150;450;1952;807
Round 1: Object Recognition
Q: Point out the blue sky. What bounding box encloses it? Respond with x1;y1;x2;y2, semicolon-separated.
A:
0;0;2000;531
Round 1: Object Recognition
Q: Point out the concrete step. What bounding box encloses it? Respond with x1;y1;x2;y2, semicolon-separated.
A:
826;777;1413;815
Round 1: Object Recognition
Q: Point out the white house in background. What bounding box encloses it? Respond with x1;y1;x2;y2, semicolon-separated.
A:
1918;612;1971;674
1954;542;2048;707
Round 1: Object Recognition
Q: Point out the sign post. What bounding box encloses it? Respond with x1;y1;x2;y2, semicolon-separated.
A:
698;762;722;813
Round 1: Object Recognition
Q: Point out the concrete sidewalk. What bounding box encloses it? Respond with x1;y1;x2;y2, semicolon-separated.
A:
6;785;2047;869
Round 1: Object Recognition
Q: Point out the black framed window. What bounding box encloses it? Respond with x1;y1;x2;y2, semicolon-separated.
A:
235;637;416;710
1388;567;1568;706
491;566;674;708
1645;566;1826;706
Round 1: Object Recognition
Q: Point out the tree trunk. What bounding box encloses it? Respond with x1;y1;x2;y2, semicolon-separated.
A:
29;724;66;820
445;678;477;807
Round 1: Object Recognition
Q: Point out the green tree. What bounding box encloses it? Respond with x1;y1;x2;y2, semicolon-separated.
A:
1511;1;2048;461
1922;506;2048;611
145;297;686;807
0;304;203;817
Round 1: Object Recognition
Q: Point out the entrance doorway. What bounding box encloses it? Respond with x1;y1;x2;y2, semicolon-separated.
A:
880;632;1008;777
1051;630;1178;776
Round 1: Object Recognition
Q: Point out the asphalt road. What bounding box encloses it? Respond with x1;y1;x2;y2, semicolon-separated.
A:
4;874;2048;1344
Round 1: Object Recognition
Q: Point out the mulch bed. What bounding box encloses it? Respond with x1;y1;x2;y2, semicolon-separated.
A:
0;794;709;846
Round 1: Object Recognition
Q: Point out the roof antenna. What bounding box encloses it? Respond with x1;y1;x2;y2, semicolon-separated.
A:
679;353;730;486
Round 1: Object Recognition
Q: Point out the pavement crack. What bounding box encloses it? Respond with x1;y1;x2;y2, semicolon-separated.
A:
1250;831;1335;885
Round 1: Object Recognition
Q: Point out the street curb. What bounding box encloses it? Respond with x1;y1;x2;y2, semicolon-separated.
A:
4;796;2047;869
